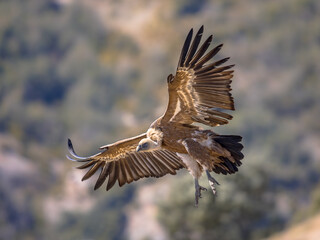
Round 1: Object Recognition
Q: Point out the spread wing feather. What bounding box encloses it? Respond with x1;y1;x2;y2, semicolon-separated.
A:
67;135;185;191
163;26;235;127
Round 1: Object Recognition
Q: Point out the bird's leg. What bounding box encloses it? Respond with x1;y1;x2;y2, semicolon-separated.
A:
194;178;207;207
206;170;220;195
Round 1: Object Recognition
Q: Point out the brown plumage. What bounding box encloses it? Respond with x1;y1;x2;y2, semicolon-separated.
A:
67;26;244;206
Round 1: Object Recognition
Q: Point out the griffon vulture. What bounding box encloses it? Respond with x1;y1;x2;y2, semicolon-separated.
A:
67;26;244;206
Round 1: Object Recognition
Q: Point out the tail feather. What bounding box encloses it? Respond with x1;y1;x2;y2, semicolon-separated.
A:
213;135;244;174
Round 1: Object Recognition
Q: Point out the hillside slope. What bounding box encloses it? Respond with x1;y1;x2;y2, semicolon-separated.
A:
268;214;320;240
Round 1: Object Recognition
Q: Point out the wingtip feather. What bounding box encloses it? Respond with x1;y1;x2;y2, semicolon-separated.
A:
178;28;194;68
67;138;91;161
185;26;205;67
66;154;77;162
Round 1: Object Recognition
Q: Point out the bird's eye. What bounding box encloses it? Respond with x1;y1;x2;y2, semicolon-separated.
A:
142;142;149;149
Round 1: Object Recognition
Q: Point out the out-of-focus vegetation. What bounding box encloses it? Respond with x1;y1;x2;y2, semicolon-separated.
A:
0;0;319;239
0;1;141;239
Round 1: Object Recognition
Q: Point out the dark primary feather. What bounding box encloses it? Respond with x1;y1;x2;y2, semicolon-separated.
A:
94;163;111;190
178;28;193;68
195;57;230;74
189;35;213;68
185;26;204;67
194;44;224;70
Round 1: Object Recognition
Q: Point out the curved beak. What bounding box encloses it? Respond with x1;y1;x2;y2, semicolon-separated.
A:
136;145;142;152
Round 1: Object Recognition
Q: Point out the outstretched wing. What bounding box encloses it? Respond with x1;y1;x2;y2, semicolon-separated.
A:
162;26;235;127
67;134;185;191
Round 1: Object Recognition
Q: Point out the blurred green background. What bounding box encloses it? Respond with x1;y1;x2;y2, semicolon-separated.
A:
0;0;320;239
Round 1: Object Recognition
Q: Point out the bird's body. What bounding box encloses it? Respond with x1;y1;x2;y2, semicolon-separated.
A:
68;26;244;206
146;118;242;185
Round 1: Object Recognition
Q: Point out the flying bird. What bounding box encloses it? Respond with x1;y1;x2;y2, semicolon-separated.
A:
67;26;244;206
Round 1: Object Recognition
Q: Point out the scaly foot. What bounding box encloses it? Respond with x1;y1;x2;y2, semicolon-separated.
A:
194;179;207;207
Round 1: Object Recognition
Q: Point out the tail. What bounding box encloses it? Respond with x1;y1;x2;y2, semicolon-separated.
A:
213;135;244;175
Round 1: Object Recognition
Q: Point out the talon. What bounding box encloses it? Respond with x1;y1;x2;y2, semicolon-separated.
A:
200;186;207;191
194;178;207;206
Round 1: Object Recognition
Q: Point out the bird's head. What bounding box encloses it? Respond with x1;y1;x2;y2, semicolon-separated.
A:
136;138;160;152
